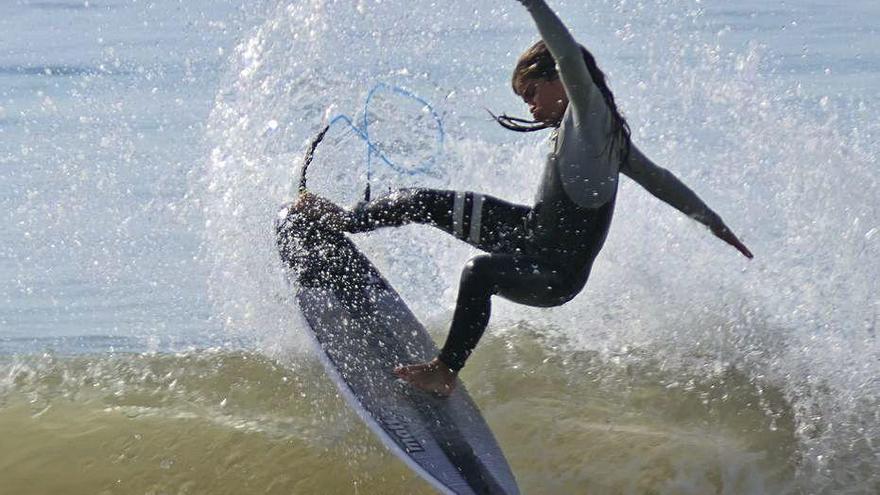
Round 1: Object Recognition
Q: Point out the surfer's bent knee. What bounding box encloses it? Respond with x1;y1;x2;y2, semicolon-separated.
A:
462;256;486;281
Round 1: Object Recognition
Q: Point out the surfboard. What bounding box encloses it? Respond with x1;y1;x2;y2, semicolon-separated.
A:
276;202;520;495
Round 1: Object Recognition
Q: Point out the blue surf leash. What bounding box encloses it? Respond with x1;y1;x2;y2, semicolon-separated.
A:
298;83;445;202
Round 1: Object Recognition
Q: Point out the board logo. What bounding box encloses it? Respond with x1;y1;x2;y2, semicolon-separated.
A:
380;414;425;453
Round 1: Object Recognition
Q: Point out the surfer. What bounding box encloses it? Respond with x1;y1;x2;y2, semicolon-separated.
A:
293;0;753;396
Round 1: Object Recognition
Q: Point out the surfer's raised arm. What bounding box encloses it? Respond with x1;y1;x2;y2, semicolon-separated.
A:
514;0;623;210
622;145;753;258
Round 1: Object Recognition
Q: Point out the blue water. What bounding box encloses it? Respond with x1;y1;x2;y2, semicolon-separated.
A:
1;0;246;349
1;0;879;492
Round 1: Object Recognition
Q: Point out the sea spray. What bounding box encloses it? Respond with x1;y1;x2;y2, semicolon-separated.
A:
196;0;880;491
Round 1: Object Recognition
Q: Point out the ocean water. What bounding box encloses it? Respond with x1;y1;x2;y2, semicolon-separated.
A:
1;0;878;493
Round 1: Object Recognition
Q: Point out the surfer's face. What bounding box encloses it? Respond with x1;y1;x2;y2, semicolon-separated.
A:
518;77;568;125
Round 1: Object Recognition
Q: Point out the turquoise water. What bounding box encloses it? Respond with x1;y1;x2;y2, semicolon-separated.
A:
1;1;879;493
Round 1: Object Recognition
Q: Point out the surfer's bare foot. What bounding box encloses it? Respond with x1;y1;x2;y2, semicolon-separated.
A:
394;358;458;397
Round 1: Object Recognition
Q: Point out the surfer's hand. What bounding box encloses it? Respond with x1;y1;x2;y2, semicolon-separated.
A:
295;192;349;231
711;223;753;259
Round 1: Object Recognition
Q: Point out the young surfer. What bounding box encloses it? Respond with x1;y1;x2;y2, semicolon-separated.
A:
294;0;752;396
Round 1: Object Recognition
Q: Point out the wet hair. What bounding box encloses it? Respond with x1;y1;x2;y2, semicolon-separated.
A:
492;40;631;164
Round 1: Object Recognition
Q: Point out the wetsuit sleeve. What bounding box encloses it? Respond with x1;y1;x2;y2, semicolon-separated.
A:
621;144;725;229
518;0;618;208
517;0;605;124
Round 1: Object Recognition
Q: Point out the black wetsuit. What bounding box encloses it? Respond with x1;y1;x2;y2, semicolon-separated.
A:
345;185;615;371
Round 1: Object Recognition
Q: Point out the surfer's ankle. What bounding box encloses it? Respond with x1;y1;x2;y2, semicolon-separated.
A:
430;357;457;377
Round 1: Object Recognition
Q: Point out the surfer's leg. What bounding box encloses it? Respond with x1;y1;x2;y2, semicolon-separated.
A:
460;194;532;254
346;188;455;232
436;254;586;371
347;189;531;253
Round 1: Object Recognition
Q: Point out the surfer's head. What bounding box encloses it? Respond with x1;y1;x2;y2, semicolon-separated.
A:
511;41;568;125
495;41;631;161
515;75;568;126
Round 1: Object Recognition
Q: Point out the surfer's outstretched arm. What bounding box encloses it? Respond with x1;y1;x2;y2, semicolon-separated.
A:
621;145;753;258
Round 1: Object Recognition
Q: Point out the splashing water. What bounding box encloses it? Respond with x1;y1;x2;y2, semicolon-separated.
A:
194;1;880;491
